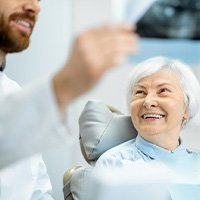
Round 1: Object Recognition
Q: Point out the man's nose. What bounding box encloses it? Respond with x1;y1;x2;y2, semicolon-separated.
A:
22;0;41;16
143;93;158;109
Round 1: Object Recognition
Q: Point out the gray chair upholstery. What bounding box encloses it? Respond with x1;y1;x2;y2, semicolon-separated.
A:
63;100;137;200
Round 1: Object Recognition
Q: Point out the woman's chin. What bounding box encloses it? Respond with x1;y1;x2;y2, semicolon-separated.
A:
138;128;162;137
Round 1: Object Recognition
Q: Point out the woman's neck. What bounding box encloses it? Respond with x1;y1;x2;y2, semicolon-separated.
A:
141;134;180;151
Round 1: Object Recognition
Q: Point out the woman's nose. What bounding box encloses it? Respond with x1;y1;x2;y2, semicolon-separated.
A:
143;93;158;109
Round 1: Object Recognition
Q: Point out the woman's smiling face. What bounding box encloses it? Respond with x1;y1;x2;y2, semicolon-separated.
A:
130;69;188;140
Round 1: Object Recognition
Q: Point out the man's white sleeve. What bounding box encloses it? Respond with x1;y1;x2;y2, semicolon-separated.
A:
30;154;55;200
0;78;69;169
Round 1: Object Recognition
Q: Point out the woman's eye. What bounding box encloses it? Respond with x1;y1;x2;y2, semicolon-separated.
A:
135;90;145;95
159;88;171;93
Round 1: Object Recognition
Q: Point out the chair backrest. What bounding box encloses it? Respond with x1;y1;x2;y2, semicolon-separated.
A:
79;100;137;164
63;100;138;200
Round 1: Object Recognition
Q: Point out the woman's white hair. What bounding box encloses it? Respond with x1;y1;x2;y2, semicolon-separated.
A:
126;56;200;125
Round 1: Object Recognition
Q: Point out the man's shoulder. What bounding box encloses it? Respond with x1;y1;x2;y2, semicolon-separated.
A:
3;73;20;88
0;73;21;95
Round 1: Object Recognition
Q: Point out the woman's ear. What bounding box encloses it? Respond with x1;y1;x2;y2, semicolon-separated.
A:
183;109;189;121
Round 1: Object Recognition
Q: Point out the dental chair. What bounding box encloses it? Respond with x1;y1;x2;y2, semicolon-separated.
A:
63;100;137;200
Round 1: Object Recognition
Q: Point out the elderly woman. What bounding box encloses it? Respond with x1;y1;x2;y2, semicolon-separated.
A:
96;56;200;184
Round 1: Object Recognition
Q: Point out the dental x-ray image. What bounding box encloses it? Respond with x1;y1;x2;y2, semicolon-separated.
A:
118;0;200;64
136;0;200;39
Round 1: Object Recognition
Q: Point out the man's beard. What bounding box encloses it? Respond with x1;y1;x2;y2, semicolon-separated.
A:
0;12;35;53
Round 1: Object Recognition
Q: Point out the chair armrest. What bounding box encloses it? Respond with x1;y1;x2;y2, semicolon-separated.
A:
63;166;82;200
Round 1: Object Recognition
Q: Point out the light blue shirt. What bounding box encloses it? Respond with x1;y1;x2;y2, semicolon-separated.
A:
96;135;200;200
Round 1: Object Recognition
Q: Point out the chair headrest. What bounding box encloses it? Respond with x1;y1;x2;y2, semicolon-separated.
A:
79;100;137;164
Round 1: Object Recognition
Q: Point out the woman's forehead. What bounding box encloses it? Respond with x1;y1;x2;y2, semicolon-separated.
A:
135;69;181;87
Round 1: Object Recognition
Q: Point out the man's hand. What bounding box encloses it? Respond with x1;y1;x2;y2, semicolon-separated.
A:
53;24;138;110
